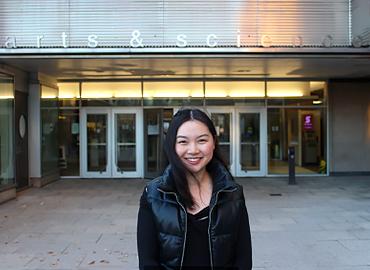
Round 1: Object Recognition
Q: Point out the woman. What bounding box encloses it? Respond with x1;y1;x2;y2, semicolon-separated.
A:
137;108;252;270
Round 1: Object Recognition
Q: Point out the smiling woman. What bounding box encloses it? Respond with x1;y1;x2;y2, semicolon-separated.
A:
137;108;252;270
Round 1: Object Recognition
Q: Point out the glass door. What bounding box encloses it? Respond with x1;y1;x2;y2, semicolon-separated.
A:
81;108;111;178
144;108;173;179
81;108;143;178
236;108;267;176
208;108;234;175
112;108;143;178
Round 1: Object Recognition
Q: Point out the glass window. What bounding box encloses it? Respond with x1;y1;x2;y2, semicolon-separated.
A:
41;85;59;176
267;81;327;106
58;82;80;107
115;114;136;172
82;99;142;107
143;81;203;98
211;113;232;167
205;98;265;106
82;82;142;98
0;74;14;187
205;81;265;98
268;108;327;175
59;109;80;176
81;82;142;106
87;114;107;172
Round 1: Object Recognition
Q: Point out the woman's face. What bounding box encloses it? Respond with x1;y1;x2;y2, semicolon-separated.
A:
175;120;215;176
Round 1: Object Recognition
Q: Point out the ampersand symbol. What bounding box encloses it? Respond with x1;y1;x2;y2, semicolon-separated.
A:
130;30;143;47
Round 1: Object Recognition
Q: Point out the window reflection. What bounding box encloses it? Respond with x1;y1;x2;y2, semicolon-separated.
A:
0;74;14;187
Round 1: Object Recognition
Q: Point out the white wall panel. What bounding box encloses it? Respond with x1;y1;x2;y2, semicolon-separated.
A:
0;0;351;48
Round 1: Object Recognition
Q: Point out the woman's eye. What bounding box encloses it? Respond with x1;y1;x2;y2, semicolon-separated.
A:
198;139;208;143
177;140;187;144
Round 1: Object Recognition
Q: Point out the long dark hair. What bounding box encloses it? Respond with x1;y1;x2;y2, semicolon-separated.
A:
164;108;229;209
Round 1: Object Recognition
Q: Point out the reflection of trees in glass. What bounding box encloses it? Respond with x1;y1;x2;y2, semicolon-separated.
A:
87;115;106;143
240;114;259;142
211;113;230;143
117;114;135;143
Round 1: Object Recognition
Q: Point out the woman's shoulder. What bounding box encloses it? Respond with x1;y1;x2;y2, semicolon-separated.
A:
143;176;165;195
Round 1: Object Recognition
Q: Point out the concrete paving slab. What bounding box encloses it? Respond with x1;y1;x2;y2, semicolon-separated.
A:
0;176;370;270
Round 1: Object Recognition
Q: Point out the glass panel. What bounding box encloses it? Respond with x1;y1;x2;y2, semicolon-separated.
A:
58;83;80;98
0;74;14;187
144;108;173;178
82;82;141;98
206;98;265;106
240;113;260;171
146;110;160;174
205;81;265;97
267;81;327;106
87;114;107;172
211;113;231;167
41;85;58;99
143;81;203;98
115;114;136;172
143;98;203;107
41;85;59;176
59;109;80;176
268;108;327;174
82;99;141;107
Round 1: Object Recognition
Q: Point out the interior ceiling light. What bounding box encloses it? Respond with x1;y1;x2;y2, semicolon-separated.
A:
0;95;14;99
313;100;323;104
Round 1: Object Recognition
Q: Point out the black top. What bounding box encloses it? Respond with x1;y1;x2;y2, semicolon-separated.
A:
138;191;251;269
183;206;211;268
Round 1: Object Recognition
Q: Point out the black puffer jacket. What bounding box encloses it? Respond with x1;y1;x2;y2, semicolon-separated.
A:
138;163;252;270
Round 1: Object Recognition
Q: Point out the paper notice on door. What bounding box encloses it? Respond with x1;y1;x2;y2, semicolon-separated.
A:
71;123;79;134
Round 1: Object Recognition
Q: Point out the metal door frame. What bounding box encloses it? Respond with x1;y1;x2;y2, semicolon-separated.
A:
235;107;267;177
112;108;143;178
80;107;143;178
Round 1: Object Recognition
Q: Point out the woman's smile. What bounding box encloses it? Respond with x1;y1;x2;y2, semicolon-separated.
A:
175;120;215;175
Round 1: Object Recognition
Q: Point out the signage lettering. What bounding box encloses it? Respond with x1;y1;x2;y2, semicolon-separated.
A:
1;30;369;49
176;34;187;47
206;34;218;47
130;30;143;48
87;34;98;48
61;32;68;48
37;35;44;48
5;36;16;48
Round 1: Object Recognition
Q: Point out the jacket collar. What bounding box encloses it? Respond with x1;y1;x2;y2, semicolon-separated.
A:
158;160;237;195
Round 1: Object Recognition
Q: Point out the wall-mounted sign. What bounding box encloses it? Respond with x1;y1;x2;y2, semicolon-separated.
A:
2;30;368;49
303;114;314;131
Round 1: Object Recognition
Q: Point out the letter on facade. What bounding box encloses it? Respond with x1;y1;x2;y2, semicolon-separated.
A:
176;34;187;47
88;35;98;48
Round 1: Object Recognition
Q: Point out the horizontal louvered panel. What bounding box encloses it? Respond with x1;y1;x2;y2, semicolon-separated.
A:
0;0;350;48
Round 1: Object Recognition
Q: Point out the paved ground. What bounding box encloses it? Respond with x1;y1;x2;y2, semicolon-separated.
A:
1;176;370;270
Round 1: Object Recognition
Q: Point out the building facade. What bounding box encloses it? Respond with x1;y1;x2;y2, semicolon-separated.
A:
0;0;370;203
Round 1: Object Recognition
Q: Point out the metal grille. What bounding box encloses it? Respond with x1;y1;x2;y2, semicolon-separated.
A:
0;0;351;48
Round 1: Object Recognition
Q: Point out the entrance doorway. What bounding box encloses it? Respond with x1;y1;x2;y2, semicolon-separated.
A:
80;108;143;178
144;108;173;178
236;108;267;176
209;107;267;177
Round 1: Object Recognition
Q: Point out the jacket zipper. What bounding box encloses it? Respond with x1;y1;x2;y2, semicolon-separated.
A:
157;188;188;270
208;187;237;270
